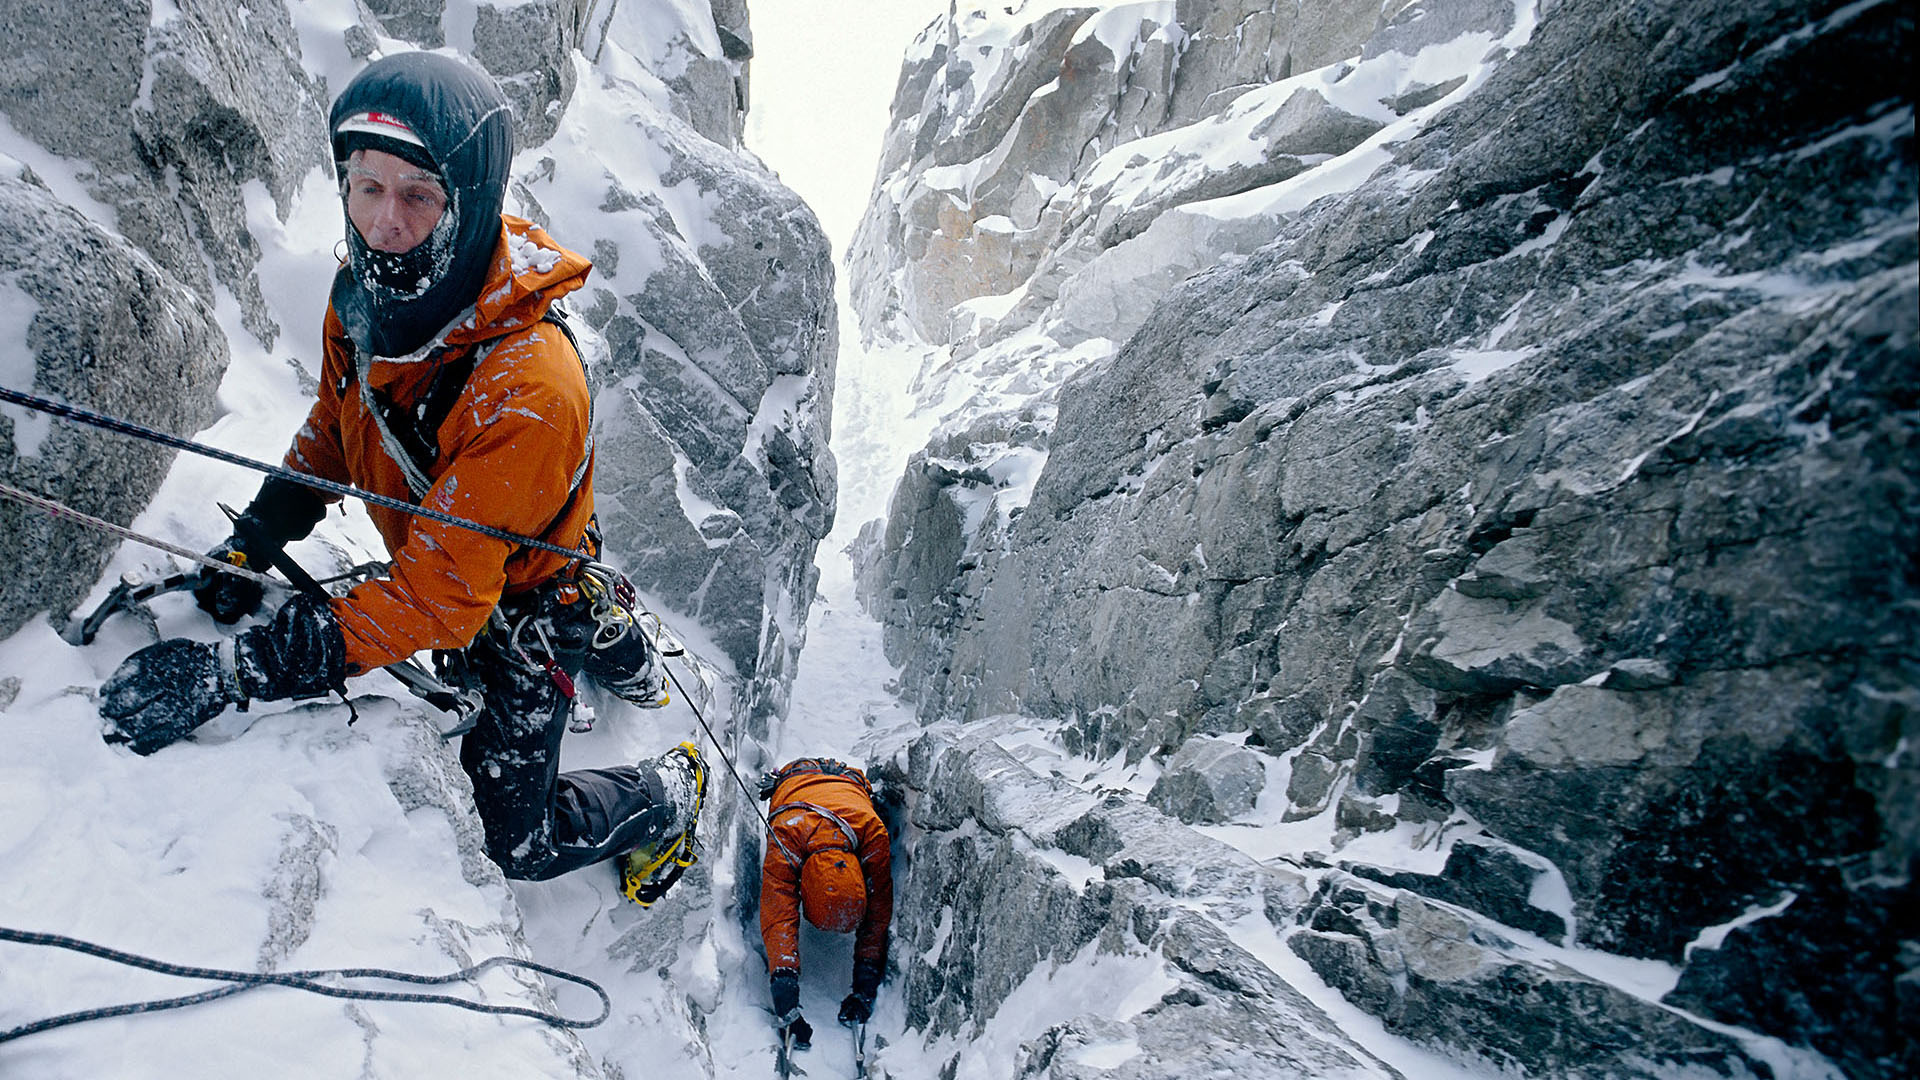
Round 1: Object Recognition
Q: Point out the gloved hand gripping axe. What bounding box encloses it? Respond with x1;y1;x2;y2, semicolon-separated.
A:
218;506;484;738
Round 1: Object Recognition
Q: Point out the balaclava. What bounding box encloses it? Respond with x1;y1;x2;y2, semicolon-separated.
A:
328;52;513;358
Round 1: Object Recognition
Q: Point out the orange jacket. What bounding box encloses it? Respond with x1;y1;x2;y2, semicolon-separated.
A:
284;215;596;674
759;768;893;977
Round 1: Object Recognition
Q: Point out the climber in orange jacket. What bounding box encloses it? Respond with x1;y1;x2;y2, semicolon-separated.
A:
758;758;893;1049
99;52;700;894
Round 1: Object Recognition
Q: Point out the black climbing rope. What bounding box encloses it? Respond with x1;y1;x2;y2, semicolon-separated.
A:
0;926;610;1045
666;663;771;831
0;385;589;562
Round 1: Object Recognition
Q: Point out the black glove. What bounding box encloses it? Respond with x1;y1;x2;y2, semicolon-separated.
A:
100;638;240;755
840;956;881;1026
194;477;331;624
102;594;346;754
193;534;268;624
231;594;347;701
852;956;883;1000
770;970;811;1048
838;991;872;1026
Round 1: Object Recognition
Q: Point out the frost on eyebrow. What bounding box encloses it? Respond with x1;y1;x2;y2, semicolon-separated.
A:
345;153;445;192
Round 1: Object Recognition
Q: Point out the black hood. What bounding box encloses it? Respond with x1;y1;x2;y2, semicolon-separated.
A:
329;53;514;358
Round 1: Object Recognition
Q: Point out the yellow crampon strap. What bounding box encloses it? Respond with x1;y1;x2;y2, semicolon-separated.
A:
620;742;707;907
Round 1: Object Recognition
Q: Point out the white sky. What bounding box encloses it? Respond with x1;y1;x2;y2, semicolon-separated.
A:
744;1;952;256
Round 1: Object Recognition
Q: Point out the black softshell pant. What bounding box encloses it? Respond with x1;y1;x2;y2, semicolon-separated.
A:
453;592;675;881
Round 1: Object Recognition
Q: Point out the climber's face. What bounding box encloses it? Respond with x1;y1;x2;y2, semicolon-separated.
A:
344;149;448;254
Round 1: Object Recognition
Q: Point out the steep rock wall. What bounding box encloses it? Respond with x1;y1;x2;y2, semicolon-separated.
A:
852;0;1914;1076
0;0;326;637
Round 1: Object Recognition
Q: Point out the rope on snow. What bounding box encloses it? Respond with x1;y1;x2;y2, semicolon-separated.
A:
0;481;277;588
0;926;610;1045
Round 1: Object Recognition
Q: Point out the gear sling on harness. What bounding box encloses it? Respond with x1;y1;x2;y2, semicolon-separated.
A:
345;307;643;721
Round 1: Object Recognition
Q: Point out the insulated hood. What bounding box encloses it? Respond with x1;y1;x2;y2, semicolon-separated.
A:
328;52;514;358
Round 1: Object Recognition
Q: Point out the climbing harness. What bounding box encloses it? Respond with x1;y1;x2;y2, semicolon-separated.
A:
349;310;593;512
0;925;609;1045
619;741;708;906
766;800;863;869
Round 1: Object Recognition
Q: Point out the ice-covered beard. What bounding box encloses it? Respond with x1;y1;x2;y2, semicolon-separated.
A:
351;207;457;301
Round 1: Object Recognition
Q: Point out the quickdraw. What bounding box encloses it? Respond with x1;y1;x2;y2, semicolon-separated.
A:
577;561;684;656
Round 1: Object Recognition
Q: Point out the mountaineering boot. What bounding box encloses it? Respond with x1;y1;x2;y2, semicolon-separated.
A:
579;565;675;708
619;742;708;905
589;636;671;708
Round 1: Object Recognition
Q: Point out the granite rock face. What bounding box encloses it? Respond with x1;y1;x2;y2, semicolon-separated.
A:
0;168;226;640
848;0;1405;349
0;0;328;349
523;43;836;727
1289;872;1761;1080
851;0;1915;1076
873;727;1392;1080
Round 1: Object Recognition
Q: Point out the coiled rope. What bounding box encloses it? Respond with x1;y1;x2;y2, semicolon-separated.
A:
0;926;609;1045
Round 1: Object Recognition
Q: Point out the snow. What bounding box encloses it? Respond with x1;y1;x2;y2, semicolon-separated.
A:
1074;2;1180;56
0;277;49;456
0;113;124;236
1684;892;1798;963
1449;344;1540;383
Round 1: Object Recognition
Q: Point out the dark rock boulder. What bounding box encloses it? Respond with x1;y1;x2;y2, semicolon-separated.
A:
1146;735;1266;824
0;168;225;639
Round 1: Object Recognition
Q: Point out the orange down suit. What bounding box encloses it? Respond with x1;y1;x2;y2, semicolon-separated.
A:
760;770;894;976
282;215;596;675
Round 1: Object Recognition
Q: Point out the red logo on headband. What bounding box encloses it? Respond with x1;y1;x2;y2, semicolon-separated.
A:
361;111;414;134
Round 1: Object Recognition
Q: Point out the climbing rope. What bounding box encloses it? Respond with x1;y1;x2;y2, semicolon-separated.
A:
0;385;590;562
0;481;276;588
0;926;609;1045
0;386;776;828
661;650;770;832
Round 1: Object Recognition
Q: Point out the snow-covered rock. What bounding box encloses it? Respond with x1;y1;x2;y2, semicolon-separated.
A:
874;726;1390;1079
0;168;226;644
1;3;833;1078
849;0;1915;1076
1146;734;1265;823
0;0;329;348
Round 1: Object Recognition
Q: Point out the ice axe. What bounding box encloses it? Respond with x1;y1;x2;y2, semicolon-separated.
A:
219;505;485;738
777;1026;808;1078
